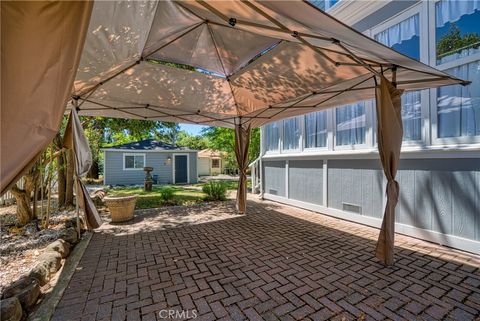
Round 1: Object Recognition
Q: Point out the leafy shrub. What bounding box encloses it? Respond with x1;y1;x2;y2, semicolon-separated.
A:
159;186;176;205
202;181;228;201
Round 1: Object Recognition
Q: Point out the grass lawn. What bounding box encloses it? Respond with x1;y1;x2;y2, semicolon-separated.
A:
192;179;252;190
107;185;206;209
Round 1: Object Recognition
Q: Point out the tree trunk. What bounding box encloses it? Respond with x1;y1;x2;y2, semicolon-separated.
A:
10;186;33;226
65;150;75;207
54;134;66;207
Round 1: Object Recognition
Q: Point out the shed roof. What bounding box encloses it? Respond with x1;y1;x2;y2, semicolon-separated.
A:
102;139;193;151
198;149;225;158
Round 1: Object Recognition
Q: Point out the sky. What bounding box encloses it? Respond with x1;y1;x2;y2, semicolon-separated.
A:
179;123;208;136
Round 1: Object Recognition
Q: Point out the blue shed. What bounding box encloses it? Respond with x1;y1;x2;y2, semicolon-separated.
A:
101;139;197;186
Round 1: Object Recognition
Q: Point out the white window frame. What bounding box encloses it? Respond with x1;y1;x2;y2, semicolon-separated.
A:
371;3;428;147
123;153;145;170
427;0;480;145
303;111;329;152
172;153;190;184
211;158;221;169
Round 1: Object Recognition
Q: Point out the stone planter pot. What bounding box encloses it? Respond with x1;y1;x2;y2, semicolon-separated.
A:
104;194;138;223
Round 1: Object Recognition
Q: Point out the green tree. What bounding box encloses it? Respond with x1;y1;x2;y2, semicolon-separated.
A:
176;131;209;150
437;23;480;59
154;122;180;146
202;127;260;170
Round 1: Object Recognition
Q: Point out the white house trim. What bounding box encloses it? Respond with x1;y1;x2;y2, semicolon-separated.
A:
101;148;197;153
122;153;145;171
328;0;392;26
172;153;190;184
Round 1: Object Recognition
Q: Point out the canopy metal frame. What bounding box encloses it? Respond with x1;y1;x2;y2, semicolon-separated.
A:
72;0;467;129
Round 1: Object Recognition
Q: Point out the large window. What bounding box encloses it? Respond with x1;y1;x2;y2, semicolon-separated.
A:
375;14;422;141
437;61;480;138
283;117;301;150
123;154;145;170
264;122;279;152
305;111;327;148
336;103;366;146
435;0;480;65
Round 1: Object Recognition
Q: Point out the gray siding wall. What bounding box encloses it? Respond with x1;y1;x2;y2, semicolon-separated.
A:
263;161;286;197
328;159;384;219
394;159;480;241
189;153;197;183
104;151;197;185
289;160;323;205
263;157;480;243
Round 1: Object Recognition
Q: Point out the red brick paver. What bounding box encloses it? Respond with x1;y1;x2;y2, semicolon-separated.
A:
51;199;480;321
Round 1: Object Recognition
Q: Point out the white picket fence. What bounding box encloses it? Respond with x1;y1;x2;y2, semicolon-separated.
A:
0;177;25;205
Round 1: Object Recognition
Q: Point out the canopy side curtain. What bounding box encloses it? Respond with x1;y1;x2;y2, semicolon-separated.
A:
234;123;251;214
375;76;404;265
63;109;103;229
0;1;93;195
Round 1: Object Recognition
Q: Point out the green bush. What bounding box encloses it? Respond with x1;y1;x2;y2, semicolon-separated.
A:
159;186;176;205
202;181;228;201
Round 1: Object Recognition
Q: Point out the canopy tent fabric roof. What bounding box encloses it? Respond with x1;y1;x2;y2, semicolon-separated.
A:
71;0;467;128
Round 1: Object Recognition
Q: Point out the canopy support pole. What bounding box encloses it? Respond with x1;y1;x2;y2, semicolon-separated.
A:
234;119;251;214
374;76;404;265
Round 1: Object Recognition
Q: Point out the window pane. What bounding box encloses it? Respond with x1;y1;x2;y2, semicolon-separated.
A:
336;103;366;146
374;14;420;60
375;15;422;141
436;0;480;65
283;117;301;150
309;0;338;11
305;111;327;148
212;159;220;168
437;60;480;138
134;155;144;168
402;91;422;141
125;156;134;168
265;122;279;151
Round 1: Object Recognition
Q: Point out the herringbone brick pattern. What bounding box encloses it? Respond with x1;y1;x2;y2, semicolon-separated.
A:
51;199;480;321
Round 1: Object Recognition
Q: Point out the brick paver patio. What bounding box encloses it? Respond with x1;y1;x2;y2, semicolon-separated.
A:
51;199;480;321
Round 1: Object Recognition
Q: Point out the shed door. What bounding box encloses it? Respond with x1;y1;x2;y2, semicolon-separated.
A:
174;155;188;184
198;158;210;176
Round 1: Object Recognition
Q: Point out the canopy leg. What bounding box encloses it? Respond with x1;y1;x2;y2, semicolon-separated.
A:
374;76;404;266
234;122;251;214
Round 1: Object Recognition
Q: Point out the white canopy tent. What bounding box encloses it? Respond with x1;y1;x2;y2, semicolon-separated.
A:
1;1;468;265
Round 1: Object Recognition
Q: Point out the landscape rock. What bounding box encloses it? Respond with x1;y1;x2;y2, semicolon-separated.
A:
28;264;49;286
64;218;77;229
0;297;22;321
91;189;106;206
0;277;40;311
45;239;70;258
59;227;78;244
37;251;62;275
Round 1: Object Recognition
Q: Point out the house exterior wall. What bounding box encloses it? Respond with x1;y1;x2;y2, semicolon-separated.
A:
260;0;480;254
104;151;197;185
198;158;210;176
